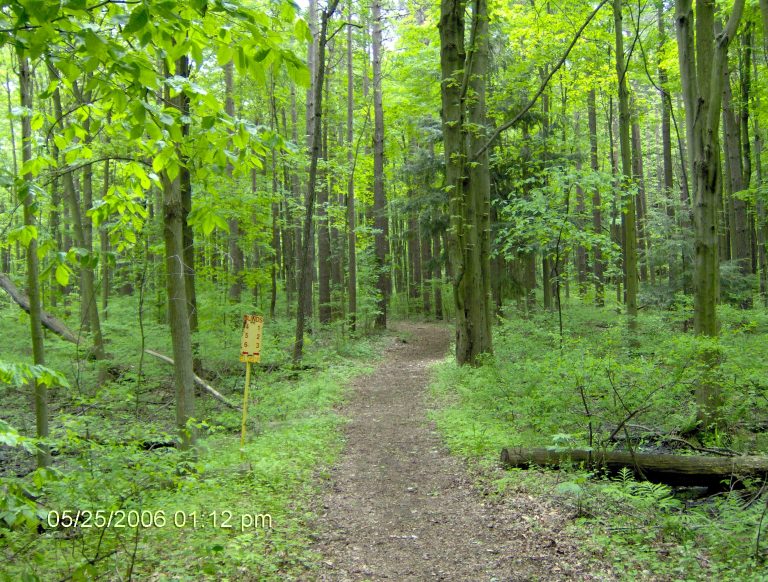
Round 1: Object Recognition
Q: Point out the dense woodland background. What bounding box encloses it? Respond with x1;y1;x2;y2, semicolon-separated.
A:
2;0;768;578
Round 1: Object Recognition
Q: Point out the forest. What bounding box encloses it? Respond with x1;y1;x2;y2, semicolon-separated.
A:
2;0;768;578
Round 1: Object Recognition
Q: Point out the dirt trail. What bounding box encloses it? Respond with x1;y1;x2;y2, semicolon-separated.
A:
312;322;611;581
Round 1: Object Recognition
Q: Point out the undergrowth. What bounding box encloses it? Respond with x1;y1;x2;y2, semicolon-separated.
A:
429;299;768;580
1;290;382;580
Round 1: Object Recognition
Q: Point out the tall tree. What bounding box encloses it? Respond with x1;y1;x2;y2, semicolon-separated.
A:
225;60;244;303
614;0;639;332
439;0;493;364
372;0;389;329
676;0;746;426
162;55;196;450
19;54;49;468
346;0;357;332
294;0;341;362
588;89;605;306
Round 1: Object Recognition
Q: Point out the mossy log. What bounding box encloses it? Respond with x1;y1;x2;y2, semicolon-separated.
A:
500;447;768;486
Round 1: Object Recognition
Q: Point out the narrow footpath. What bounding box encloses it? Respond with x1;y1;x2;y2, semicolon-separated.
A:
312;322;613;581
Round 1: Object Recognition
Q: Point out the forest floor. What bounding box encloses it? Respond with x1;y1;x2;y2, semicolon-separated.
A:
310;322;614;581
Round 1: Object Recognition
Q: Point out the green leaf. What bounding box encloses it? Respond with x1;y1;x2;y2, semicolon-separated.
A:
55;264;70;286
8;225;38;247
123;5;149;35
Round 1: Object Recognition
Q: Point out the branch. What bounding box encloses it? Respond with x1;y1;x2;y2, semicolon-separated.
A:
327;21;363;44
144;349;237;409
473;0;610;159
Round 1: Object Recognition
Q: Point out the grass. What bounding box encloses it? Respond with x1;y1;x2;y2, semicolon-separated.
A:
428;298;768;580
0;287;384;581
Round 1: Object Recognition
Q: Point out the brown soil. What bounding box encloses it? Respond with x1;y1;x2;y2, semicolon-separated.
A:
311;322;614;581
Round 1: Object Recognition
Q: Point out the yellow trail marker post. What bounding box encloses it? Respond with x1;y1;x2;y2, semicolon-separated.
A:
239;315;263;454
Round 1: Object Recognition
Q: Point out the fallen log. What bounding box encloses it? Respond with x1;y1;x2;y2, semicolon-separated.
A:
144;349;236;409
500;447;768;487
0;274;77;344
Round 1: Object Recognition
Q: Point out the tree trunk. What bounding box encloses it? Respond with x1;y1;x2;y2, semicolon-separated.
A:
433;233;443;319
658;0;676;290
346;1;358;331
19;55;49;468
224;61;243;303
317;47;332;325
631;106;651;283
588;89;604;305
615;0;638;332
49;70;105;364
372;0;389;329
162;57;197;450
439;0;493;364
721;53;750;282
676;0;746;428
294;0;341;362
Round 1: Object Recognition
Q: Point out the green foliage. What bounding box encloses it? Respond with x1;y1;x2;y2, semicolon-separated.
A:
0;293;384;580
429;301;768;578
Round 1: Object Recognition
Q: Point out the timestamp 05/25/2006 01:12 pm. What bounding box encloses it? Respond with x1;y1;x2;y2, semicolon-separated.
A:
46;509;273;531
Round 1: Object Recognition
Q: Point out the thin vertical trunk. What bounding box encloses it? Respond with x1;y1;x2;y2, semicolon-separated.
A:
295;0;341;362
588;89;604;305
575;114;587;293
225;61;243;302
752;44;767;303
100;160;110;319
346;0;358;331
615;0;638;330
433;232;443;319
49;69;105;363
658;0;676;289
372;0;388;329
631;106;651;283
721;48;750;282
421;231;432;315
20;54;49;468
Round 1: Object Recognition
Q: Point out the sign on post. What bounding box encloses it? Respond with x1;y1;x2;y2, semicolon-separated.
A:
239;315;263;452
240;315;263;363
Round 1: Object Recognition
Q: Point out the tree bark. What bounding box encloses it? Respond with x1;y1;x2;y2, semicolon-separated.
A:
162;57;197;450
588;89;604;306
721;52;750;281
614;0;639;332
225;61;244;303
676;0;746;429
294;0;341;362
439;0;493;364
19;55;49;468
346;0;358;331
372;0;389;329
